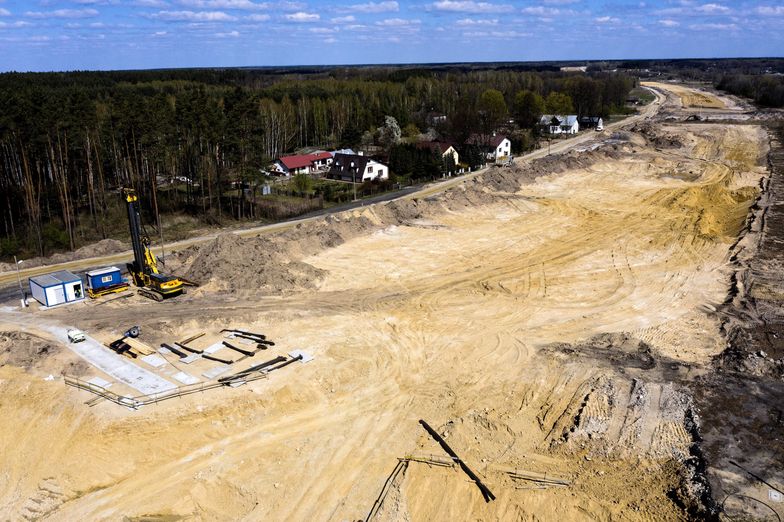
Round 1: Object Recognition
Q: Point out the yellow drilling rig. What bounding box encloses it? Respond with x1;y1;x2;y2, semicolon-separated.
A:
122;188;185;301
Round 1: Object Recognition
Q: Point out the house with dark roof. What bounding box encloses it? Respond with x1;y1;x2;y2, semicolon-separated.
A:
466;134;511;162
273;152;333;176
539;115;579;135
416;141;459;166
328;153;389;183
578;116;604;130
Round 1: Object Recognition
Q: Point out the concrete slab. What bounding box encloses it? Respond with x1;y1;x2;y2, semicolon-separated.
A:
41;325;176;395
288;349;314;363
204;342;225;354
173;372;199;385
87;376;113;388
203;364;230;379
141;354;167;368
180;354;202;364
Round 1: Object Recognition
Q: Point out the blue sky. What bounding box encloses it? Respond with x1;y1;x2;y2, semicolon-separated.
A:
0;0;782;71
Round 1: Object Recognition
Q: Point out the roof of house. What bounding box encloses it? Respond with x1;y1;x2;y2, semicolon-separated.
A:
30;270;81;287
416;141;455;155
540;115;579;126
331;148;356;156
330;153;387;180
579;116;603;123
466;134;508;147
278;152;332;170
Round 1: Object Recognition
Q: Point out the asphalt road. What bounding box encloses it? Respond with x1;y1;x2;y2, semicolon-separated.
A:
0;87;663;292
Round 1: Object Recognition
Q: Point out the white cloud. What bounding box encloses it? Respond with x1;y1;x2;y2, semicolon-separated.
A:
148;10;237;20
0;8;10;16
520;6;573;15
310;27;335;33
695;3;730;14
375;17;421;26
456;18;498;25
134;0;169;6
331;15;356;23
154;30;168;35
278;1;305;10
543;0;579;3
431;1;513;13
594;15;619;23
463;29;529;38
247;13;270;20
689;22;737;30
349;1;398;12
25;9;99;18
284;11;319;21
215;29;240;36
176;0;269;9
658;19;679;27
755;5;784;15
0;20;32;28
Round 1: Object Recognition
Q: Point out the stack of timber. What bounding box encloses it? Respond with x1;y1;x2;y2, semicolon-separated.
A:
108;337;155;359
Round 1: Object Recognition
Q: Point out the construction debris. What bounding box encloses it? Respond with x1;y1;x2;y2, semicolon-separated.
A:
123;337;154;356
500;468;571;487
175;342;203;354
160;343;186;358
217;355;286;384
222;341;256;357
202;353;234;365
221;328;266;340
419;419;496;502
179;332;205;345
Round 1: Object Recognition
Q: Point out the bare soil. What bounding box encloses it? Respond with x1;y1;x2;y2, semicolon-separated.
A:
0;84;781;521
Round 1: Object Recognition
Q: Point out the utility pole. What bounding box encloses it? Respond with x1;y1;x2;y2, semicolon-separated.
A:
353;169;357;202
14;256;24;306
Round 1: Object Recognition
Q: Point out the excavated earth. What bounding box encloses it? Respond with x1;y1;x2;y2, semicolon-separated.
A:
0;84;781;521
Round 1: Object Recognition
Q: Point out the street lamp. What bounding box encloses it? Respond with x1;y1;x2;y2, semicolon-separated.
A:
13;256;24;306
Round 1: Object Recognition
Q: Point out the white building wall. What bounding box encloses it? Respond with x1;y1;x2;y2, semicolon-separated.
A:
46;285;66;306
30;282;47;306
363;162;389;181
64;280;85;302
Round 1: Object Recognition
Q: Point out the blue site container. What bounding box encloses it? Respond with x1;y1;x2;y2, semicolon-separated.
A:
85;266;124;291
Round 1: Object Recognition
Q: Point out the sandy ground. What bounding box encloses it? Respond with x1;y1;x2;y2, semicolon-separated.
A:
643;81;727;110
0;85;779;521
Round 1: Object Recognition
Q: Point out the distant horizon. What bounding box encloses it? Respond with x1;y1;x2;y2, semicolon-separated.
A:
0;0;783;73
2;55;783;75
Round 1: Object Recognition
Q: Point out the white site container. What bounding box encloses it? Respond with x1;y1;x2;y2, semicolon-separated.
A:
29;270;85;307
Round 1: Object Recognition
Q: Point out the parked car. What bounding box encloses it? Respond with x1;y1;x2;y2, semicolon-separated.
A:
67;329;86;343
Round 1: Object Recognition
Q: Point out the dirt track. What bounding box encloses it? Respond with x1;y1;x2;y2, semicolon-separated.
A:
0;84;781;521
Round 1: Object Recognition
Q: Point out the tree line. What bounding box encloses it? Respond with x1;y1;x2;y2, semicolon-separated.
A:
715;75;784;108
0;67;635;260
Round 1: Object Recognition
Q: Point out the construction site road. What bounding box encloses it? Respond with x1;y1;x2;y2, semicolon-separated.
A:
0;87;663;289
3;81;778;521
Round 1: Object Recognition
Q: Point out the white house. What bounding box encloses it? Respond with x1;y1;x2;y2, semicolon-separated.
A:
418;141;460;166
466;134;511;162
539;115;579;135
329;153;389;183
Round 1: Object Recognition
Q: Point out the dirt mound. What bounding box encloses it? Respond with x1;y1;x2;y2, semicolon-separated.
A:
182;233;326;294
630;122;685;148
0;331;88;376
0;238;127;274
